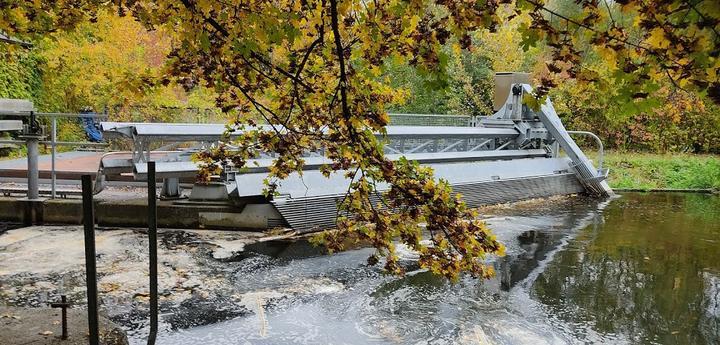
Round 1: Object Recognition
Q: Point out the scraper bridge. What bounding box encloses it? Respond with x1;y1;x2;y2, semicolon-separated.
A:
96;82;612;232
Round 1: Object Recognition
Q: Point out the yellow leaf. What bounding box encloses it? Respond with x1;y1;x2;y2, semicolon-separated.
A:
596;46;617;68
646;28;670;49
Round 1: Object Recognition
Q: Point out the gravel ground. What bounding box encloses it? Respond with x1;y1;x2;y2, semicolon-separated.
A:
0;306;128;345
0;226;290;341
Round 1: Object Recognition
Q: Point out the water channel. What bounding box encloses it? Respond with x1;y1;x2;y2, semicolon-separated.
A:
149;192;720;345
2;192;718;344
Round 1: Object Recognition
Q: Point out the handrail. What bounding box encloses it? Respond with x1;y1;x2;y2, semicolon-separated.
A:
0;139;107;146
0;110;108;198
388;113;471;118
0;111;109;118
567;130;604;171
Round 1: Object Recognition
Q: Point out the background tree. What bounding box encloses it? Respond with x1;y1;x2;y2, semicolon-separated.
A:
518;0;720;105
1;5;223;144
536;0;720;153
37;9;222;122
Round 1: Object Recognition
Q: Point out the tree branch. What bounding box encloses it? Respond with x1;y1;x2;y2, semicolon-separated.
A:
178;0;315;92
329;0;351;123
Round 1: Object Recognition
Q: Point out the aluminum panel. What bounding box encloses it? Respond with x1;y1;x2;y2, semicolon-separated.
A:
101;122;519;141
132;149;548;179
273;173;585;232
0;120;22;131
235;157;575;198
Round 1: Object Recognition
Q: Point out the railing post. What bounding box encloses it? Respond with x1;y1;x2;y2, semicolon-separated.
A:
147;161;158;345
81;175;100;345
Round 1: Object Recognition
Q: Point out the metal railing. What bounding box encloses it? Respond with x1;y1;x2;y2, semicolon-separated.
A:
0;111;108;198
567;130;604;172
388;113;472;127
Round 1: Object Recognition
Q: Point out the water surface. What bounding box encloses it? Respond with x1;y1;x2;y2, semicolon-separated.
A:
533;193;720;345
148;193;720;344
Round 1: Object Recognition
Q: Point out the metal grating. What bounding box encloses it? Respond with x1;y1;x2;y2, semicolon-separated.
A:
388;113;472;127
273;173;585;233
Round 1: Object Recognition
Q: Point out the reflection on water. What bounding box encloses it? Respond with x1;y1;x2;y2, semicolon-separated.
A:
151;193;720;345
533;193;720;345
498;230;563;291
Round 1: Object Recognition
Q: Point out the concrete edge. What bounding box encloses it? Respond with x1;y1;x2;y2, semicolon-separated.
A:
0;197;282;231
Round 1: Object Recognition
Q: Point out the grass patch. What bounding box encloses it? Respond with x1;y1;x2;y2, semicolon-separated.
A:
604;152;720;190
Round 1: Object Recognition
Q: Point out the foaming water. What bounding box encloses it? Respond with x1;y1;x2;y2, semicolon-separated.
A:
148;196;608;345
144;193;720;344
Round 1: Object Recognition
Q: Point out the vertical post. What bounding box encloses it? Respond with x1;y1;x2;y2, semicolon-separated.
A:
60;295;68;339
26;110;41;200
147;162;158;345
26;137;40;200
49;294;71;340
81;175;100;345
161;177;180;199
51;116;57;199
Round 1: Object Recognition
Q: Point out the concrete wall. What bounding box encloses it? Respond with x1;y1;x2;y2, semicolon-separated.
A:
0;197;283;231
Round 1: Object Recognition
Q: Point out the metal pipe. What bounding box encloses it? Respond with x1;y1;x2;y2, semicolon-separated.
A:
383;144;401;154
0;140;108;146
567;130;604;171
404;140;433;154
439;139;465;153
81;175;100;345
387;112;471;118
0;33;32;47
494;140;512;151
147;161;158;345
42;141;108;146
49;295;70;340
61;295;68;339
60;295;68;339
51;117;56;199
26;137;39;200
0;111;109;118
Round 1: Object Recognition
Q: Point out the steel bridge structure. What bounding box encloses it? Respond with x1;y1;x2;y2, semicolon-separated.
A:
95;83;612;232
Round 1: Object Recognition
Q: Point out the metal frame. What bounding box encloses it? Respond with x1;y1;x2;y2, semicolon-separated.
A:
96;98;608;189
567;130;605;172
97;122;531;195
93;83;611;211
388;113;471;126
0;108;109;198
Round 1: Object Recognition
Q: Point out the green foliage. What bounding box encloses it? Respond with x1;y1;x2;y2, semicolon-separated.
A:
445;49;494;116
57;120;86;143
518;0;720;107
0;47;43;101
605;152;720;190
36;9;184;114
2;9;216;121
385;47;494;116
383;59;451;114
551;76;720;154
